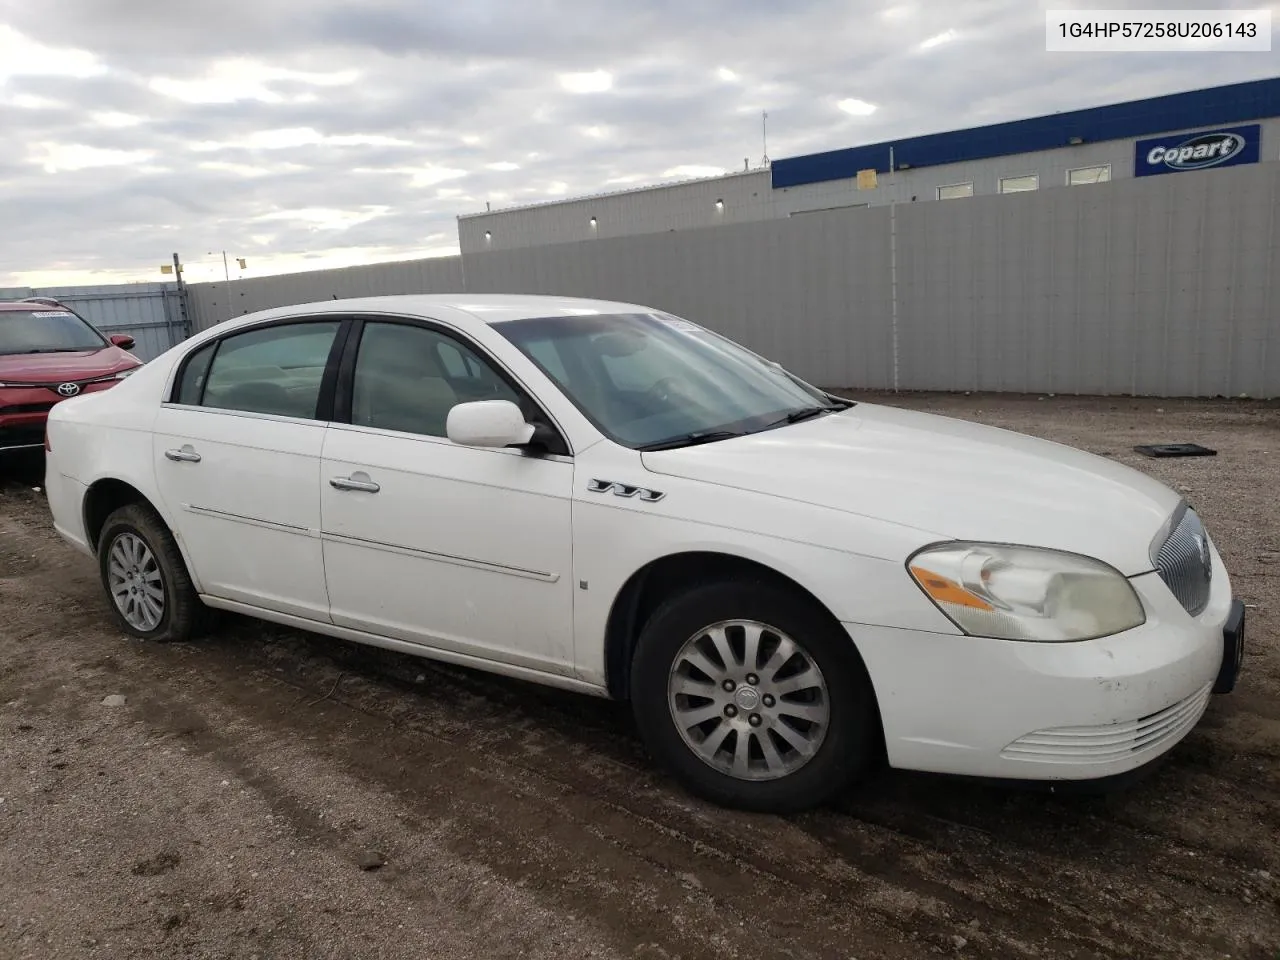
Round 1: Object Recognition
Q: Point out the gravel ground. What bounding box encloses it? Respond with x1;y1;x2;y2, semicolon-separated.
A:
1;392;1277;960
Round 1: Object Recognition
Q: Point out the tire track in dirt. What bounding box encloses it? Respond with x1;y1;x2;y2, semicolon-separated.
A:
4;390;1280;960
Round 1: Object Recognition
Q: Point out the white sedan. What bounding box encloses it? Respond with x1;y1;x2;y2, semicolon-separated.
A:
43;294;1245;812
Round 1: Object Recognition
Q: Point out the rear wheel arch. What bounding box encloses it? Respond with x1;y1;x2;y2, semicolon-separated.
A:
83;478;150;552
81;479;201;591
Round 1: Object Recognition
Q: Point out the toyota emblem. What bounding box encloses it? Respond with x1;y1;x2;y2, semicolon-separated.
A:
56;382;81;397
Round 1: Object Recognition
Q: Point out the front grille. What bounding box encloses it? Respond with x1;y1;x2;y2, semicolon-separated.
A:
1001;682;1212;764
0;424;47;449
0;402;56;415
1153;507;1213;616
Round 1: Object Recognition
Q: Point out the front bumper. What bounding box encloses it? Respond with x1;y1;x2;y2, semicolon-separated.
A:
0;381;118;452
852;542;1241;782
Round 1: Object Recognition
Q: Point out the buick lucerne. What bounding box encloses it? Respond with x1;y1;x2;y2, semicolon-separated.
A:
42;295;1245;812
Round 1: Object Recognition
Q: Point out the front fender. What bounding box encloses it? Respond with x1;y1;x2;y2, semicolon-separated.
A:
569;490;959;689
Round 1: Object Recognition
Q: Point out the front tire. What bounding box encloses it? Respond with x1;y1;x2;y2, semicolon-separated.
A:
629;579;879;813
97;503;206;643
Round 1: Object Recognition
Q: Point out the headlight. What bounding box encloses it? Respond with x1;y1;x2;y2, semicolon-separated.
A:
908;542;1145;642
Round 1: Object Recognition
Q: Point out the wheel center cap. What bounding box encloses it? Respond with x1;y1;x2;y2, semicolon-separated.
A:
734;686;760;711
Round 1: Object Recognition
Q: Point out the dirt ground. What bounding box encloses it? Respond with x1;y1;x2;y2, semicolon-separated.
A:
1;392;1278;960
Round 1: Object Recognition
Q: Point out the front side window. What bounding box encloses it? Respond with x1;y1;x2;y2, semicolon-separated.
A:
350;321;522;437
492;312;840;449
0;308;106;356
197;321;340;419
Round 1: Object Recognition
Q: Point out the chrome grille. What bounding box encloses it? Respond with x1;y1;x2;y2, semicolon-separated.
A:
1153;507;1212;616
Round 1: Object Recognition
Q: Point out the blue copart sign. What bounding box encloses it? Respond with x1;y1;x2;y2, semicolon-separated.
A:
1134;124;1261;177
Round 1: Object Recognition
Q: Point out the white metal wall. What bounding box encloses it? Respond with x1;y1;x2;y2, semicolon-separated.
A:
184;160;1280;398
458;119;1280;253
187;256;465;333
457;171;774;254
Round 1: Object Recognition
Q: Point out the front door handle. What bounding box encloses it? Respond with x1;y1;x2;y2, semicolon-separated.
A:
329;475;380;493
165;445;201;463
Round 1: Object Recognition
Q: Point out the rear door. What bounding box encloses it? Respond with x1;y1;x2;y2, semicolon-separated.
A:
152;317;348;621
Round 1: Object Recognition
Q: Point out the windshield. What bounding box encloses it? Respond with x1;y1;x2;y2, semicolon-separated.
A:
0;308;106;355
491;311;844;449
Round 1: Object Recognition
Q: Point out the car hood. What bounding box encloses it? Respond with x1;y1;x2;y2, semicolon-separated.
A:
0;347;138;383
640;402;1182;575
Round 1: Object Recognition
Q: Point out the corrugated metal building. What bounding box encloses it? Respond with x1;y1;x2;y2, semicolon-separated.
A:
458;77;1280;254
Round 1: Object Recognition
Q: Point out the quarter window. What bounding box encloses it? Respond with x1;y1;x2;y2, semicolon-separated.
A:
197;321;340;419
350;321;522;438
175;341;216;406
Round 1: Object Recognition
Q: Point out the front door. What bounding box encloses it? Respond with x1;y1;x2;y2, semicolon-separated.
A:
319;318;576;676
152;318;344;621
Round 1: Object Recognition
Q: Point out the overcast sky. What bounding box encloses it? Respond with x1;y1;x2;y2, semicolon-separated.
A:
0;0;1275;287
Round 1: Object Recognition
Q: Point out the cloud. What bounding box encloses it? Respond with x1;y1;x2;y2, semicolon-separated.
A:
0;0;1274;285
149;59;361;105
0;24;104;83
558;70;613;94
918;29;959;51
28;143;156;174
836;98;877;116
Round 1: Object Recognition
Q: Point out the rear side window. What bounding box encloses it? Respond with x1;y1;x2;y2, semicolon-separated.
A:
192;321;340;419
175;342;216;405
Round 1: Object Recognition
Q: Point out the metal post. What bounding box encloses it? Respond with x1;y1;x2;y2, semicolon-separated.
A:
890;202;899;393
221;250;230;283
172;252;193;339
889;147;899;393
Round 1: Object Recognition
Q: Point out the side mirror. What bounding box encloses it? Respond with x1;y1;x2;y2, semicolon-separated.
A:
446;400;536;449
110;334;136;350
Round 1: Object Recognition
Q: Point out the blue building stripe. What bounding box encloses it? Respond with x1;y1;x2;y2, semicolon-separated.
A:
770;77;1280;190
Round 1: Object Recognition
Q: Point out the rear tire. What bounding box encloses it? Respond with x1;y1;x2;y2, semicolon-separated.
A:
629;579;878;813
96;503;207;643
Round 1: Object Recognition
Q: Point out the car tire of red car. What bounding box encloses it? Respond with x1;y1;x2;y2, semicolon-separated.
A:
629;578;879;814
96;502;208;643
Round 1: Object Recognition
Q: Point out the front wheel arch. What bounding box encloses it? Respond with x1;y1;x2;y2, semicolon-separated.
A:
603;553;879;706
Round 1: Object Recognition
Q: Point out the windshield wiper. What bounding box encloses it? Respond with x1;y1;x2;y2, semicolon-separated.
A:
773;402;850;426
12;348;85;354
636;429;744;452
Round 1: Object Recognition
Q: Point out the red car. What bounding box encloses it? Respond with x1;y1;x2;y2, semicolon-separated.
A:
0;300;143;454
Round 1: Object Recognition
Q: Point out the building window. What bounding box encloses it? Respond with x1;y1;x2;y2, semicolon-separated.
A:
936;182;973;200
1068;164;1111;186
999;174;1039;194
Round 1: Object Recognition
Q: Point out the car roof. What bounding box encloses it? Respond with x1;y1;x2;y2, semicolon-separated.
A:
220;293;659;332
0;300;66;312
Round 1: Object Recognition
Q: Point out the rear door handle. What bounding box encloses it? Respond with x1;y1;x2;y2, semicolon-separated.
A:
329;475;380;493
165;446;201;463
